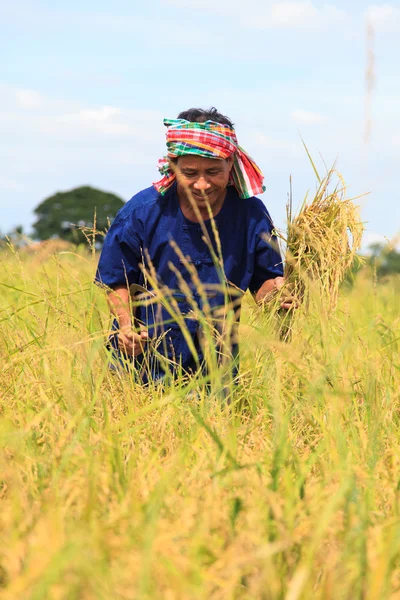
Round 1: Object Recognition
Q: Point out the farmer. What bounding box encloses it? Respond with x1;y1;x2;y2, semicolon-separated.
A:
96;107;288;382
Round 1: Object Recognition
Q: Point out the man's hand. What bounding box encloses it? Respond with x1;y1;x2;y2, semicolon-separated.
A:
118;325;149;357
107;285;149;355
256;276;297;310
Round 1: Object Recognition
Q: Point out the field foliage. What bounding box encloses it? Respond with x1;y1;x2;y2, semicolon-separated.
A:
1;244;400;599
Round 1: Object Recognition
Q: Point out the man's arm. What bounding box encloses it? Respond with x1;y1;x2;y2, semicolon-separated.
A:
95;207;148;357
107;286;148;357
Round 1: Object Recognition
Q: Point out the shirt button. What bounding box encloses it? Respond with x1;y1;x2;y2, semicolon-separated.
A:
195;260;202;267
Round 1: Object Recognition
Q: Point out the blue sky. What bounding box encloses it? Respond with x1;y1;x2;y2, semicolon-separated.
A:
1;0;400;249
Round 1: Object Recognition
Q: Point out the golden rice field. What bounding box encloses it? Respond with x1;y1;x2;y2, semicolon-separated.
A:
1;243;400;599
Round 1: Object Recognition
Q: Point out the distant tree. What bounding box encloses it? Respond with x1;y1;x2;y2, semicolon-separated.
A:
32;186;125;244
368;242;400;277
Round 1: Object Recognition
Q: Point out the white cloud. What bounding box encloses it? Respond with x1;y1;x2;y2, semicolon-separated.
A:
15;88;42;108
366;4;400;32
0;85;164;141
163;0;346;29
291;109;327;124
45;108;163;139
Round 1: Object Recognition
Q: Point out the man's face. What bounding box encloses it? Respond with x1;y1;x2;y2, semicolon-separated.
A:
175;155;234;212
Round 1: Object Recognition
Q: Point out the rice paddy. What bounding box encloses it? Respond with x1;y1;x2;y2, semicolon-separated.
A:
1;231;400;598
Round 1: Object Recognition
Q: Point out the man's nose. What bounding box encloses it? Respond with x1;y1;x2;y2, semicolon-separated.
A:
193;176;211;191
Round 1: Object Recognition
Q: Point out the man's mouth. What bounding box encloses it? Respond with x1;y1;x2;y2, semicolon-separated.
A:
192;192;213;199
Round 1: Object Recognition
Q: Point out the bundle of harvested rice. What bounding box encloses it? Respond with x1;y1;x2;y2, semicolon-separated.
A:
277;153;364;315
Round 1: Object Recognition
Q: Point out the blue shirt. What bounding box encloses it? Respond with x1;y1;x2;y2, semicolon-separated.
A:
96;183;283;379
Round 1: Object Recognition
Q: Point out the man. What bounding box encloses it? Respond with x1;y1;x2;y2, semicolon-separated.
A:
96;107;287;382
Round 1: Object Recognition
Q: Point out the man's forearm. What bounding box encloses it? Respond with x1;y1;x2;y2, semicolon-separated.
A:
106;285;147;356
107;286;133;327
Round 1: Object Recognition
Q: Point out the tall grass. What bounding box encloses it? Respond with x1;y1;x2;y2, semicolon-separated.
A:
1;243;400;599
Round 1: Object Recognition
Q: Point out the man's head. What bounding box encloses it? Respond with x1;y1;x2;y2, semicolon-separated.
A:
153;109;265;202
173;108;235;212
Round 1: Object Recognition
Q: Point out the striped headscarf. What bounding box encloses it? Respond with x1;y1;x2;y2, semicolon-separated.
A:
153;118;265;199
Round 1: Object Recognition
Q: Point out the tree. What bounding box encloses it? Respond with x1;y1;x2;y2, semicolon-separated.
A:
32;186;125;244
368;242;400;277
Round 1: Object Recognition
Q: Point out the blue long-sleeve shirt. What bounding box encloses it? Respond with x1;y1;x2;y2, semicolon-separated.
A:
96;183;283;379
